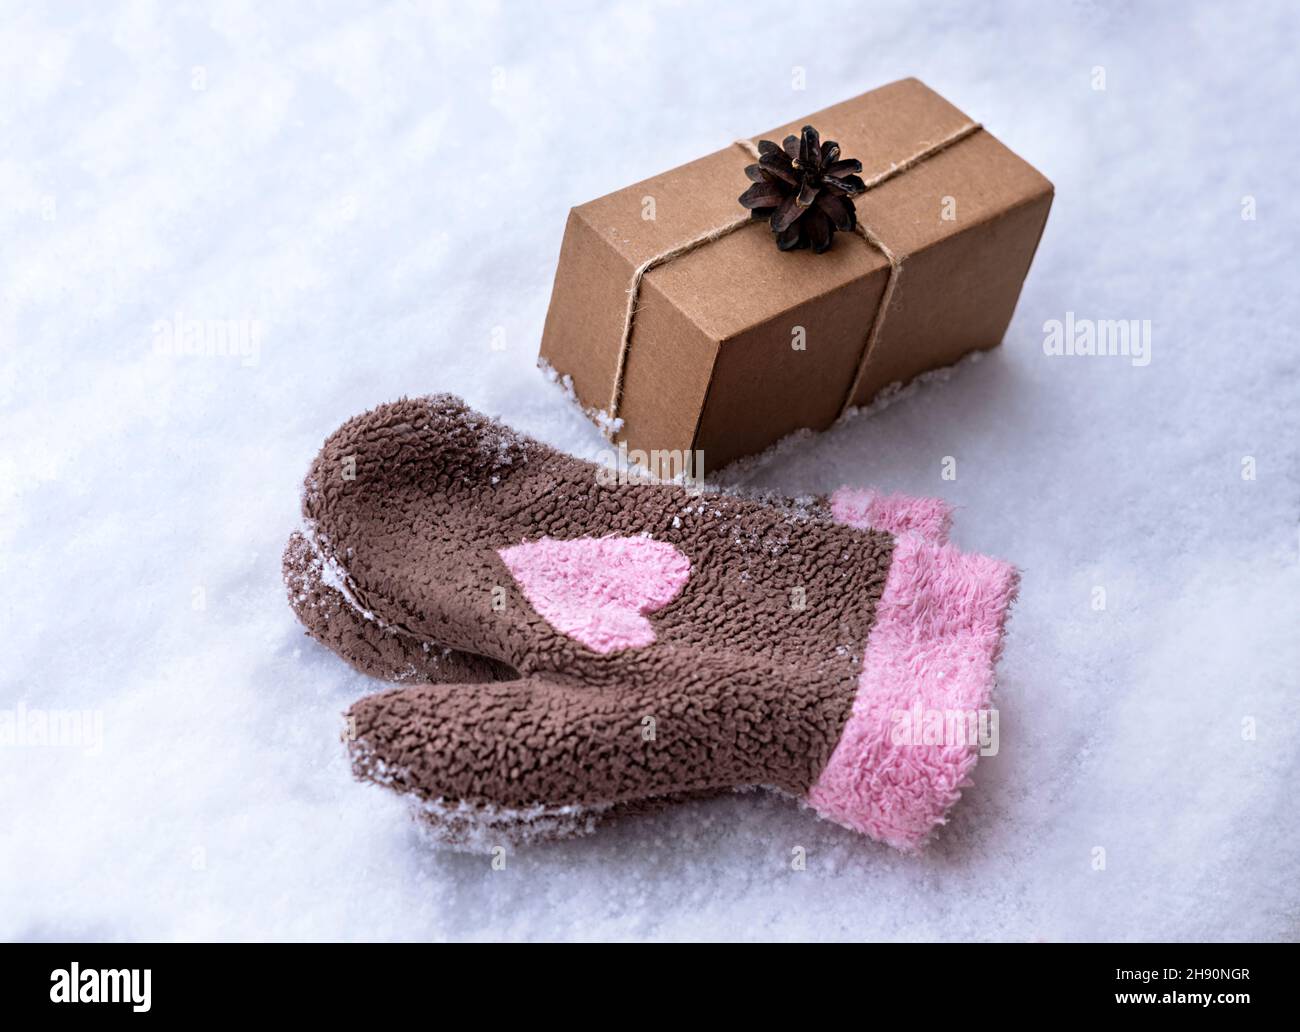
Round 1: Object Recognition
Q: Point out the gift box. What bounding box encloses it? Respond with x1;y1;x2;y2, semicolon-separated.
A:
538;78;1053;471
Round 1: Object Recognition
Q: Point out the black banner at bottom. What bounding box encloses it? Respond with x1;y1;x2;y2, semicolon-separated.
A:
0;942;1289;1020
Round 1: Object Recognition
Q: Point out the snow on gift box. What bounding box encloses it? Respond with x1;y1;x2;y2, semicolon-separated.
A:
539;77;1053;471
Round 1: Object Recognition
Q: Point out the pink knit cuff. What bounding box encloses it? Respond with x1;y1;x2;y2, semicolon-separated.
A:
812;489;1018;850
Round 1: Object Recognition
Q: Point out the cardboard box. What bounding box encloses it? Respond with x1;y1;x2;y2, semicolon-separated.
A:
539;78;1053;471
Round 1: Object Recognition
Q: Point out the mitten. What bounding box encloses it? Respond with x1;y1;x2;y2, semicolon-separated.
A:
283;443;960;839
291;395;1017;851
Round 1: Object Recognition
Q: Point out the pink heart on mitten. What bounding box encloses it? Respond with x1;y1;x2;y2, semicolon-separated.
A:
498;536;691;654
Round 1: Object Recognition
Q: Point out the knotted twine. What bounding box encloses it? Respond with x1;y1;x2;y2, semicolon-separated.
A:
606;121;983;432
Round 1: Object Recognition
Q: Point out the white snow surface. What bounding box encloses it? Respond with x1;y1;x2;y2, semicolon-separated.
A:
2;0;1297;942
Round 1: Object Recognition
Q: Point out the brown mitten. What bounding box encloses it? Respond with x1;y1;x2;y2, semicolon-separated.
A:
290;395;1017;851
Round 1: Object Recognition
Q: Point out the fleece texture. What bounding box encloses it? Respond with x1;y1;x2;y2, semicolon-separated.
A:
285;395;1017;849
829;487;954;543
283;530;514;685
806;534;1018;849
497;536;691;653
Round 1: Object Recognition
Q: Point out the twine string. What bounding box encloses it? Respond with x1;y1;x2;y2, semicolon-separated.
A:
606;121;983;431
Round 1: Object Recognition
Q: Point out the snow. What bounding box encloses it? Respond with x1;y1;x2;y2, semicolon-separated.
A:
2;0;1297;942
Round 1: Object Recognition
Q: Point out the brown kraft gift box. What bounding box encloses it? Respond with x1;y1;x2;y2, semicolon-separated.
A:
538;77;1053;471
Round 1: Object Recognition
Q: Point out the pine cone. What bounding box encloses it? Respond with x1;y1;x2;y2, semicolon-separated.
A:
738;125;867;253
